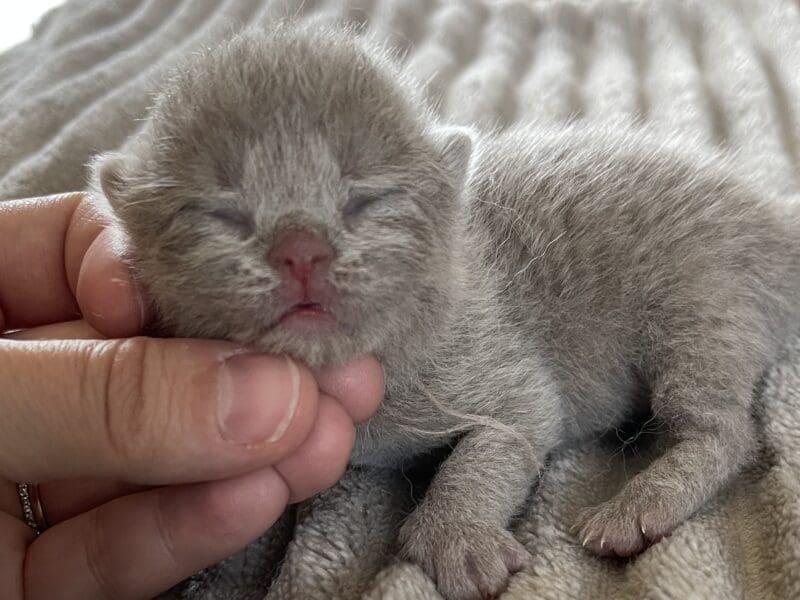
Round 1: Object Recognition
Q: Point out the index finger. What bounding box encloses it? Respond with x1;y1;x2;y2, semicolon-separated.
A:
0;193;141;336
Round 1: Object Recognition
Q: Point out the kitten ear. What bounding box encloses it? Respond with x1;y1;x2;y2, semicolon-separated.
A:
431;125;476;184
94;152;130;211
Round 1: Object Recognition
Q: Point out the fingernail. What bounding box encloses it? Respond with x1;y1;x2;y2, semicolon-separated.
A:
217;354;301;444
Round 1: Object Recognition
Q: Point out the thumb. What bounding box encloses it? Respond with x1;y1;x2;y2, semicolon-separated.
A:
0;337;318;485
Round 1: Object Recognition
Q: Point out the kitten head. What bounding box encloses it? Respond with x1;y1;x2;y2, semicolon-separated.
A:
92;26;474;366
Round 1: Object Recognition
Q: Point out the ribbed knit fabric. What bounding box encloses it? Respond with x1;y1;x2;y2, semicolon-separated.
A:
2;1;799;598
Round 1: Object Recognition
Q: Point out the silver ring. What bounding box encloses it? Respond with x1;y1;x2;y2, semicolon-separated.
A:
16;483;48;535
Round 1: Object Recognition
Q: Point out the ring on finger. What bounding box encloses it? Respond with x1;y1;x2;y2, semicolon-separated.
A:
17;483;48;535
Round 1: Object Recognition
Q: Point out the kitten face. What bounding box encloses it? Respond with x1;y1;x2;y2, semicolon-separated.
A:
94;27;472;365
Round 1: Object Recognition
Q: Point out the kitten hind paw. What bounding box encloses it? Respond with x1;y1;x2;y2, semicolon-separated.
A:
399;518;530;600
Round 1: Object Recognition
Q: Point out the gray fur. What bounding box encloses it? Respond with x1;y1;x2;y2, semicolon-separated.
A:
91;25;800;600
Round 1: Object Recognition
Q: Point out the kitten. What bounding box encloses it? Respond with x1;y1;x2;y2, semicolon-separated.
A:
91;25;800;600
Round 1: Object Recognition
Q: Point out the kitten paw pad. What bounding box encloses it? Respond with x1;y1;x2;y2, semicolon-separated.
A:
399;519;529;600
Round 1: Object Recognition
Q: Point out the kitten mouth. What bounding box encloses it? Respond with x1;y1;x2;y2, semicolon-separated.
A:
285;301;329;318
273;301;337;331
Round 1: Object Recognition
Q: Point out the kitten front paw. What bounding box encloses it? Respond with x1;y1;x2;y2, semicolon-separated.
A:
574;489;682;558
399;515;529;600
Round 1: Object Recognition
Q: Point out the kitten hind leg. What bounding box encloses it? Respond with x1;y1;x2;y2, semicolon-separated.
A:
575;343;761;557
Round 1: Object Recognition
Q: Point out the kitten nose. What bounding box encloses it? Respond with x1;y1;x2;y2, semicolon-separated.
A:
268;230;334;286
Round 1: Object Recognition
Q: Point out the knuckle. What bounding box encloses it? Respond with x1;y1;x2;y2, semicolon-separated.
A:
98;338;171;469
154;490;181;569
82;508;122;599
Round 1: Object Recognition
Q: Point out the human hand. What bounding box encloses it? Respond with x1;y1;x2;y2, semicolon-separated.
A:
0;193;384;599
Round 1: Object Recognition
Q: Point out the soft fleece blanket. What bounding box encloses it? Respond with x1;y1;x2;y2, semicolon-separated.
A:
2;1;799;598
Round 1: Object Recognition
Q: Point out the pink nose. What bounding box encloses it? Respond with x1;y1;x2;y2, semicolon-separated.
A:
268;230;334;286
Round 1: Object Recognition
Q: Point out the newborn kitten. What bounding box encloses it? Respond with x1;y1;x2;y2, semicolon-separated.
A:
91;25;800;600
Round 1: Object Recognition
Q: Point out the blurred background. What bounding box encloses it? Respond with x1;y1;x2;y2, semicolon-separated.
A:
1;2;63;51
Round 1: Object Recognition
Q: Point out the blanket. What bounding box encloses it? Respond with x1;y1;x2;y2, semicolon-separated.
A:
2;1;799;598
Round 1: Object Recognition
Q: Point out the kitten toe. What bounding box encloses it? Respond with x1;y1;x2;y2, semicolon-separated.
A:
399;517;530;600
575;502;647;557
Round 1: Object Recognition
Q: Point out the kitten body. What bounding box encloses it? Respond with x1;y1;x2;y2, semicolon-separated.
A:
93;26;800;600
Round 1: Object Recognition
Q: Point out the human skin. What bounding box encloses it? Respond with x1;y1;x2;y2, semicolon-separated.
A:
0;192;383;599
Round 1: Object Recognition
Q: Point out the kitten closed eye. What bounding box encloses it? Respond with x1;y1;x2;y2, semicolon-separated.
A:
175;204;254;237
343;187;405;219
208;207;254;234
343;192;382;218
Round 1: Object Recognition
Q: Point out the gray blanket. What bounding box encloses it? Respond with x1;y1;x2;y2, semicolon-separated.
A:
2;1;799;598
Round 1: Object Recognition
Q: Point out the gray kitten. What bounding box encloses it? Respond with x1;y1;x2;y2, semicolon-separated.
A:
91;25;800;600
